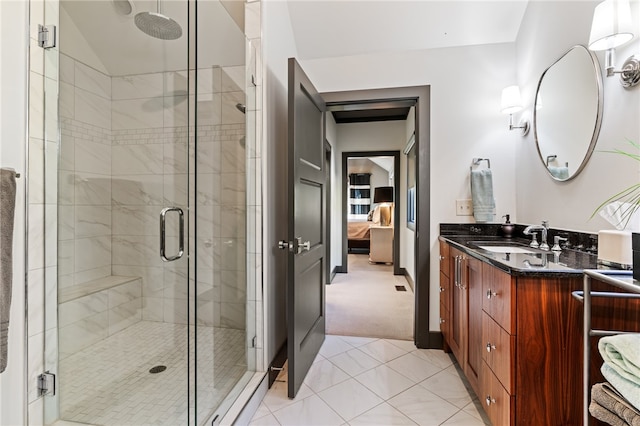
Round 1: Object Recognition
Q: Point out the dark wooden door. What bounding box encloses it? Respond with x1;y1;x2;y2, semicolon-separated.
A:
286;58;327;398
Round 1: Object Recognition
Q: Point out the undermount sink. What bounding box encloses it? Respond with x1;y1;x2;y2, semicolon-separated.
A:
468;240;539;254
476;245;538;254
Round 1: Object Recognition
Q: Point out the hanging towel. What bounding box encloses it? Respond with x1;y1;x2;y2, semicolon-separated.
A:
470;169;495;222
548;166;569;180
0;168;17;373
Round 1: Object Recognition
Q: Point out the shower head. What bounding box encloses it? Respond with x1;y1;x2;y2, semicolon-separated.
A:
135;0;182;40
235;103;246;114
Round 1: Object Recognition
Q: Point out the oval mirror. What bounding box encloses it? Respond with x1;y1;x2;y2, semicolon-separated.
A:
534;45;603;181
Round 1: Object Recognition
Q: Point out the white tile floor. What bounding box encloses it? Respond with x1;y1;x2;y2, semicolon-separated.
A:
249;335;491;426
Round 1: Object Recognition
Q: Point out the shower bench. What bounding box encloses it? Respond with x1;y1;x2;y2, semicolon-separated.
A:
58;275;142;358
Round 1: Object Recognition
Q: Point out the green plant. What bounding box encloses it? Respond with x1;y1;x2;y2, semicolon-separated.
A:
591;139;640;229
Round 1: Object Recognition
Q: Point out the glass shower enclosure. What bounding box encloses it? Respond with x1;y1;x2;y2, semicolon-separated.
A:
42;0;255;424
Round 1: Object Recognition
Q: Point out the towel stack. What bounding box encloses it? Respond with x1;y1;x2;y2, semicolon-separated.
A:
589;334;640;425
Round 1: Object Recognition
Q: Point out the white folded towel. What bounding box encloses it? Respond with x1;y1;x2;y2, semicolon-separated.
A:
599;334;640;410
470;169;495;223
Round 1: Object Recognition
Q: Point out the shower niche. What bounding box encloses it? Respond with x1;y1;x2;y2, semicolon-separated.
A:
43;1;257;424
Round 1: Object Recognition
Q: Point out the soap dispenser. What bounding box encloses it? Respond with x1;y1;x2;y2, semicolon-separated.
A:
501;214;514;238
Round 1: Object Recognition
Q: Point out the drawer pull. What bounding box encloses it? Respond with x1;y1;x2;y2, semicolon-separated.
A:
486;289;498;299
486;395;496;406
440;286;445;292
439;318;446;324
486;342;496;352
439;255;445;261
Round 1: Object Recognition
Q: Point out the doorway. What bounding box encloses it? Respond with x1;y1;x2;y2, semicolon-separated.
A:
322;87;435;349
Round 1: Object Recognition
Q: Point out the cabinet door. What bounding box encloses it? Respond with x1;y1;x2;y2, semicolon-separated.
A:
439;241;452;348
449;248;467;365
465;256;482;395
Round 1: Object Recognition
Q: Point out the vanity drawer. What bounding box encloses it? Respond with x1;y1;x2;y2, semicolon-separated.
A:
482;263;515;333
481;361;513;426
482;311;513;394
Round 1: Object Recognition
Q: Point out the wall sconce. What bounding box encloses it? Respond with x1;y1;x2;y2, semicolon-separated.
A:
373;186;394;226
588;0;639;87
501;85;530;135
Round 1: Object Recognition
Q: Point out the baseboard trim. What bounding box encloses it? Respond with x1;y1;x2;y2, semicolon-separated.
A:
329;266;338;283
334;265;347;274
402;269;414;291
268;340;287;387
429;331;443;349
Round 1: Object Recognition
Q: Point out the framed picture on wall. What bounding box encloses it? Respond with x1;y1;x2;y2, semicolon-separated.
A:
405;133;416;230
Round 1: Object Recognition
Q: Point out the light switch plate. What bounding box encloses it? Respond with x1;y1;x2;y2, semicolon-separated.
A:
456;199;473;216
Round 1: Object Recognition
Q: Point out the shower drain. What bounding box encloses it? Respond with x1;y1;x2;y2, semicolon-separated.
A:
149;365;167;374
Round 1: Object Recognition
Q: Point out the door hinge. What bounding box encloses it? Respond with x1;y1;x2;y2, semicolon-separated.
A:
38;371;56;397
251;335;257;348
38;25;57;49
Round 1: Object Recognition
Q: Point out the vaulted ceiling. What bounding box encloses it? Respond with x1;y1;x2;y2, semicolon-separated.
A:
286;0;529;60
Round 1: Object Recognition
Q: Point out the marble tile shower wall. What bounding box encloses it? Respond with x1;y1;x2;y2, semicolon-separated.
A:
25;1;262;423
58;55;247;330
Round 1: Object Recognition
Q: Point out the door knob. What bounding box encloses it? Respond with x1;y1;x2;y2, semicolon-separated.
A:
278;240;291;251
296;237;311;254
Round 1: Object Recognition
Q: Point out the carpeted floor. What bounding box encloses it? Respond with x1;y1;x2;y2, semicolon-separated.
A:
326;254;414;340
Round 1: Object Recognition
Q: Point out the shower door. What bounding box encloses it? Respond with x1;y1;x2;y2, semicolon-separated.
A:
43;0;251;425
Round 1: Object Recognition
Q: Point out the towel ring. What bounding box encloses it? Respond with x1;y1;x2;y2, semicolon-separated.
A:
470;158;490;171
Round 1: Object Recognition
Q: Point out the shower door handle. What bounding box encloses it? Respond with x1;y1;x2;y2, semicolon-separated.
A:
160;207;184;262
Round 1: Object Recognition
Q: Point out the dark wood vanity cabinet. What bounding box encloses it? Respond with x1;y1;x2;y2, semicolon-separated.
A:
442;245;482;395
439;240;451;351
439;240;640;425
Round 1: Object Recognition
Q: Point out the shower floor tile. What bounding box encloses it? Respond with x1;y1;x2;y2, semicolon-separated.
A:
59;321;246;426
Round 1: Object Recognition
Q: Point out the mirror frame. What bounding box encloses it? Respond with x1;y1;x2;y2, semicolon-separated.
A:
533;45;603;182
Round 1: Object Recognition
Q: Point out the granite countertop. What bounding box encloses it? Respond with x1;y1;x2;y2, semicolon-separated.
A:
439;234;599;277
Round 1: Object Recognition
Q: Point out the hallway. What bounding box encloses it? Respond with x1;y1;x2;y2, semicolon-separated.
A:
326;254;414;340
249;335;488;425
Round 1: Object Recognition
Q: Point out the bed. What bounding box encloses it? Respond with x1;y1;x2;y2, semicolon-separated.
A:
347;221;372;252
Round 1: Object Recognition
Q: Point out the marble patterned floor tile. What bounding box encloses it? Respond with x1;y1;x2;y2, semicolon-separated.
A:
358;339;409;363
387;352;444;383
262;380;314;413
354;365;415;400
388;385;460;426
385;338;419;352
327;347;381;377
412;348;455;370
419;367;474;409
317;378;383;421
271;395;344;426
318;335;356;358
302;359;350;393
441;409;487;425
248;412;280;426
348;402;418;425
335;335;377;347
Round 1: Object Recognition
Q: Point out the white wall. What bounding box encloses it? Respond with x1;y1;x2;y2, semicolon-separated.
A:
262;0;298;367
300;42;518;331
515;1;640;232
0;2;28;424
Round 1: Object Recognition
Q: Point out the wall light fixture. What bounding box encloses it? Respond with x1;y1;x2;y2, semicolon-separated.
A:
501;85;529;135
588;0;639;87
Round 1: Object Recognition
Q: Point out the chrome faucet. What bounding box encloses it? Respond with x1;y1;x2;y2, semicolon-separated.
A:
523;220;550;251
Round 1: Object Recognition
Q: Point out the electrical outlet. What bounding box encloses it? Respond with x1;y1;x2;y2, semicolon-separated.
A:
456;199;473;216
